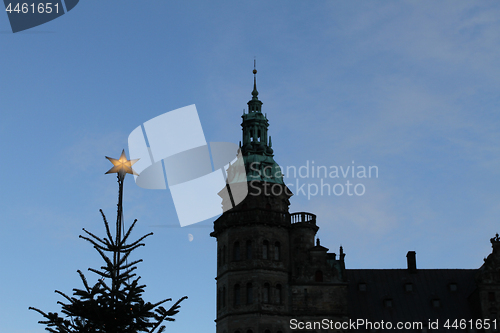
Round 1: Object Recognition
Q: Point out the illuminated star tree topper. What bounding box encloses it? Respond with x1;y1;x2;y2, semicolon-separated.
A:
105;149;139;179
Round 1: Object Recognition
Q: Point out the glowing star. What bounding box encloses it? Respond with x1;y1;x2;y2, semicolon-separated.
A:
105;149;139;178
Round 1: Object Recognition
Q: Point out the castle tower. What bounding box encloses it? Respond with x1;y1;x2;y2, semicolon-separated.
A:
211;69;347;333
471;233;500;330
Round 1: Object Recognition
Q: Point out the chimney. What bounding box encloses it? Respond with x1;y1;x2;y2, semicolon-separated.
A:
406;251;417;273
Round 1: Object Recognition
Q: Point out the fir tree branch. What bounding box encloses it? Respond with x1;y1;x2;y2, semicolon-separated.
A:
148;296;187;333
76;270;91;293
94;246;114;268
54;290;74;304
79;235;113;252
120;218;139;245
122;242;147;253
100;209;116;247
120;259;143;271
88;267;112;279
81;227;109;247
121;232;153;250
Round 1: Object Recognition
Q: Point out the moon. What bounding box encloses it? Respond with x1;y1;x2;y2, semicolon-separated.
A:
188;234;194;242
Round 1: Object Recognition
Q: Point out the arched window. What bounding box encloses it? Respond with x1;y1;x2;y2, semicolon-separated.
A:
262;240;269;259
222;286;226;308
263;283;270;303
274;242;281;261
234;242;240;261
246;240;252;260
315;270;323;282
234;284;241;306
222;245;226;265
276;284;282;304
276;284;281;304
247;282;253;304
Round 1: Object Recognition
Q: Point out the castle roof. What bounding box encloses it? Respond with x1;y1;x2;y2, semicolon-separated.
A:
346;268;477;331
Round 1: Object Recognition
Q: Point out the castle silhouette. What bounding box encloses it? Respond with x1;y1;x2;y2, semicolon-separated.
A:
210;70;499;333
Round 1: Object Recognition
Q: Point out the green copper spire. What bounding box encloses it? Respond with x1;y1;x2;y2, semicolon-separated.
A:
251;66;259;99
247;62;263;113
233;65;284;184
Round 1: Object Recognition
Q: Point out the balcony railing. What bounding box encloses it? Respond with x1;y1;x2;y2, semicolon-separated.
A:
290;212;316;225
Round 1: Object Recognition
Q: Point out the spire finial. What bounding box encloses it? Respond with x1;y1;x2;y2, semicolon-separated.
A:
252;58;258;99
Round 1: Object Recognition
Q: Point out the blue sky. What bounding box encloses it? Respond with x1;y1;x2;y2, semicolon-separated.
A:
2;1;500;332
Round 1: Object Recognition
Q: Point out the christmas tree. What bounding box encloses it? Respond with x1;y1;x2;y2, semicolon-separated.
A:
30;150;187;333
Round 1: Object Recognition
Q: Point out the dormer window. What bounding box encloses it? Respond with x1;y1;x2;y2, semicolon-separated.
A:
384;299;393;308
264;165;271;177
315;270;323;282
490;307;498;317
